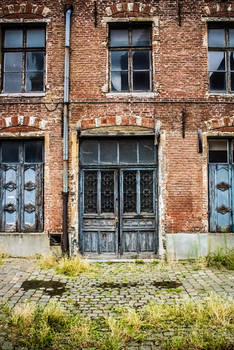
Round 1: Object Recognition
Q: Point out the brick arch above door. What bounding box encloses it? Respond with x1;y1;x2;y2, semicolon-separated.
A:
77;116;155;130
0;116;47;132
205;116;234;131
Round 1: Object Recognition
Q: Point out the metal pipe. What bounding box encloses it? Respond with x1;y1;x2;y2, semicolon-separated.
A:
62;5;73;254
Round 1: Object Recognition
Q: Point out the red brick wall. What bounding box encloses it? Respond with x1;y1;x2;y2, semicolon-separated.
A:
0;0;233;239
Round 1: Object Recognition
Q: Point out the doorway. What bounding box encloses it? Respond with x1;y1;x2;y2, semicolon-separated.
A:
79;137;158;255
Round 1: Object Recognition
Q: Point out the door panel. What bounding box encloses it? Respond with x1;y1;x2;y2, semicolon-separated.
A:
81;169;118;254
120;169;157;254
1;165;20;232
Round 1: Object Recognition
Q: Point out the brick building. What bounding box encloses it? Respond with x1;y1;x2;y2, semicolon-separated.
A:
0;0;233;259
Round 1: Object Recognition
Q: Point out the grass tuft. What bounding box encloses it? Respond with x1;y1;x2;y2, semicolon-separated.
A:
38;254;94;276
2;294;234;350
206;248;234;270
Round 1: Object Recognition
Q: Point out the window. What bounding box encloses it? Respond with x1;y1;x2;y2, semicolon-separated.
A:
208;24;234;93
2;25;45;93
109;24;152;92
209;139;228;163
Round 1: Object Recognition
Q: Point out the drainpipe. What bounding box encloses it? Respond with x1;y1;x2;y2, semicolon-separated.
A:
62;5;73;254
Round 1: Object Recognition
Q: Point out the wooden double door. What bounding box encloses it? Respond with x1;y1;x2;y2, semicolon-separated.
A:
79;138;158;255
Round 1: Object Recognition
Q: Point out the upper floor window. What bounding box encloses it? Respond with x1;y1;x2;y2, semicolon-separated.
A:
109;24;152;92
2;25;45;93
208;23;234;93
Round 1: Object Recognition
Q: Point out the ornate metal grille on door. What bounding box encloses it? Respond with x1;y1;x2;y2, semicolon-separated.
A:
79;137;158;255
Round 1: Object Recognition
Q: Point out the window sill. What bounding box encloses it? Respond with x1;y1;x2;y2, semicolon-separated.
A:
0;92;46;98
207;92;234;97
106;92;157;98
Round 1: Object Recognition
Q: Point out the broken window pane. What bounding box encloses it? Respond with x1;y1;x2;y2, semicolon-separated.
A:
209;72;226;91
110;29;128;47
111;51;128;70
24;141;43;163
26;28;45;47
4;29;23;48
133;71;150;90
208;52;225;71
208;29;225;47
2;141;19;163
209;140;227;163
26;52;44;71
111;71;128;91
132;51;149;70
26;72;44;91
132;28;150;46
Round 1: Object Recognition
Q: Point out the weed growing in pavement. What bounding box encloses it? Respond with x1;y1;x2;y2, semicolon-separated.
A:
206;248;234;270
2;294;233;350
38;254;95;276
0;251;9;266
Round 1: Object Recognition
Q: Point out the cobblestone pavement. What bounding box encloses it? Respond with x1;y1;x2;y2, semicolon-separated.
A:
0;258;233;349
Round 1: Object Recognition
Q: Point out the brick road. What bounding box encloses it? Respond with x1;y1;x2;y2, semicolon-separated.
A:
0;258;233;349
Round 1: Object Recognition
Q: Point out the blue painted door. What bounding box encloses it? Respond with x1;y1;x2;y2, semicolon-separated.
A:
209;139;233;232
79;138;158;255
0;140;44;232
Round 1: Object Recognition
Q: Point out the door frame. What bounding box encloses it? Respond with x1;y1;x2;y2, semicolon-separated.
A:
78;137;158;256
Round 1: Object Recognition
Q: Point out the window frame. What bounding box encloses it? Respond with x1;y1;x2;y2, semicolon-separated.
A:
108;23;153;93
1;24;46;93
208;22;234;94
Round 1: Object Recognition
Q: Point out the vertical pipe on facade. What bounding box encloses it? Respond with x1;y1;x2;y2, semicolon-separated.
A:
62;6;73;254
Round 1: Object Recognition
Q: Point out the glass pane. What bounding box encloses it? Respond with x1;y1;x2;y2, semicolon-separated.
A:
100;141;117;164
4;29;23;48
2;141;19;162
133;51;149;69
101;171;114;213
230;52;234;70
231;72;234;92
132;28;150;46
111;71;128;91
119;139;137;163
80;140;98;165
84;171;97;213
4;53;22;72
209;140;227;163
26;28;45;47
133;71;150;90
230;29;234;47
140;171;153;213
139;139;155;163
24;141;43;162
110;29;128;47
26;72;43;91
3;73;22;92
208;29;225;47
123;171;137;213
111;51;128;70
208;52;225;71
209;72;226;91
26;52;44;71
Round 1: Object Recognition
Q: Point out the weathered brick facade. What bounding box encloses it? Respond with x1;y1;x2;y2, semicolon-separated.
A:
0;0;233;258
